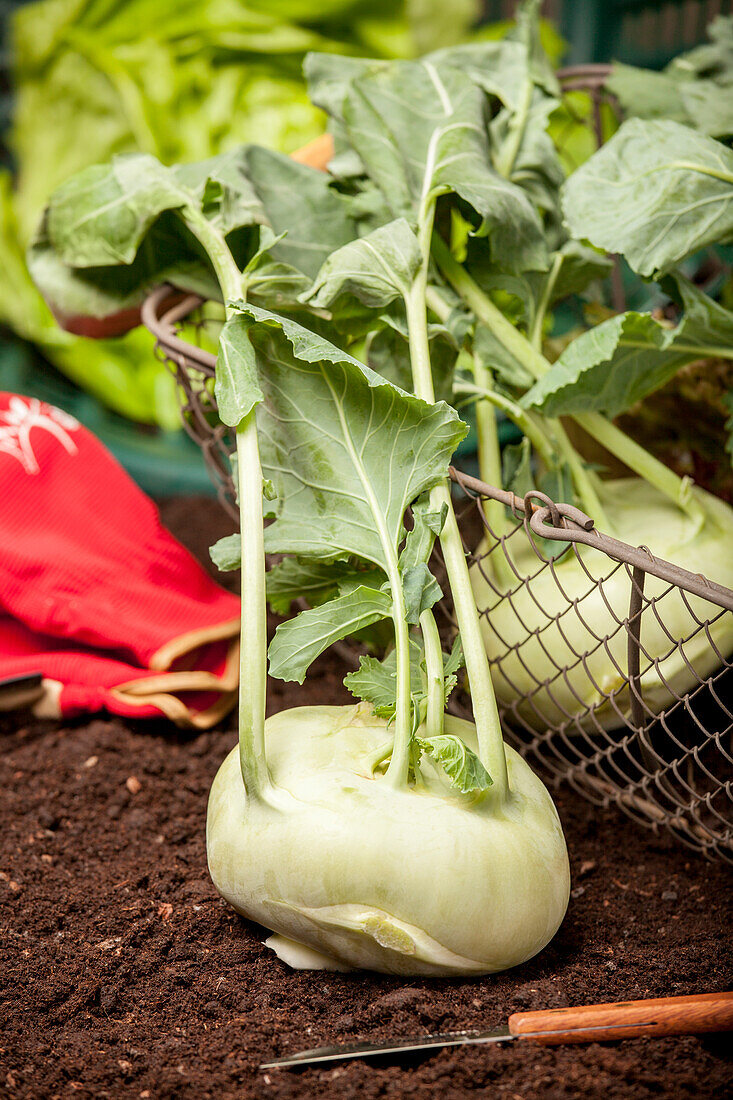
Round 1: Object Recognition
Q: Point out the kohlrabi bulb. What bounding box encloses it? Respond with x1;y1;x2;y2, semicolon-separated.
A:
471;479;733;733
207;703;570;976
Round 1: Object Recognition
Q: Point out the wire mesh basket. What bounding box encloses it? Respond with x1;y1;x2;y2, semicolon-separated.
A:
142;288;733;863
445;471;733;863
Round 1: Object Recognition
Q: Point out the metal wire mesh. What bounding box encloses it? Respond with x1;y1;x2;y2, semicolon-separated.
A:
442;471;733;863
142;290;236;521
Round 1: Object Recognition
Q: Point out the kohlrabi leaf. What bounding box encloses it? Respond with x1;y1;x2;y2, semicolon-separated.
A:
45;153;189;268
505;241;614;336
347;182;395;237
302;54;377;182
215;314;264;427
341;60;548;273
539;463;575;510
499;439;573;557
247;259;313;309
400;564;443;625
397;495;446;625
267;557;387;617
429;0;558;108
418;733;492;792
344;628;464;724
306;219;422;310
216;548;383;617
522;276;733;418
399;494;448;573
210;533;241;573
265;558;347;614
228;304;467;570
490;90;563;214
344;638;426;719
29;209;219;319
427;39;531;112
672;80;733;140
473;321;536;391
33;150;259;316
605;64;693;128
172;149;266;235
511;0;560;97
607;16;733;139
562;119;733;277
443;634;465;681
268;585;391;684
468;239;612;355
366;314;458;402
546;240;614;302
436;3;562;212
668;270;733;345
667;14;733;82
502;436;534;498
243;146;357;279
243;227;313;309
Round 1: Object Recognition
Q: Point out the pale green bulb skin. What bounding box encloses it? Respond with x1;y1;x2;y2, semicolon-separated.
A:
207;704;570;976
472;480;733;732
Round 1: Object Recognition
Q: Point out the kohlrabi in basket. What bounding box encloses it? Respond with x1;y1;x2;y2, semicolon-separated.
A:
298;3;733;736
436;116;733;734
32;142;569;974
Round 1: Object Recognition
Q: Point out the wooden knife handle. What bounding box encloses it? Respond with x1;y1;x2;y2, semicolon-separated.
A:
509;992;733;1045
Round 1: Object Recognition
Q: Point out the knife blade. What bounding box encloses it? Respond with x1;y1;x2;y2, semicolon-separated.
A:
260;1026;515;1068
260;991;733;1069
0;672;43;711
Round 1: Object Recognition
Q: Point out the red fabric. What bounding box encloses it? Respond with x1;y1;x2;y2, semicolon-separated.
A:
0;393;240;725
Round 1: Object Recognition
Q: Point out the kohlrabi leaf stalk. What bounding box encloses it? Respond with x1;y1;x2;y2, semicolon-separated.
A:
405;200;509;798
465;356;525;610
419;608;446;741
431;233;703;532
179;206;278;805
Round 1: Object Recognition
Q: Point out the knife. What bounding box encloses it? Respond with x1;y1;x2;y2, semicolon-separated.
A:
0;672;43;711
260;991;733;1069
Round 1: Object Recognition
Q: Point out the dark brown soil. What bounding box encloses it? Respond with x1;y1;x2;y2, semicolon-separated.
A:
1;498;731;1100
